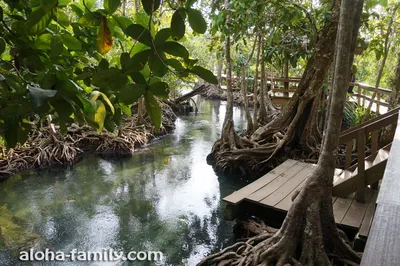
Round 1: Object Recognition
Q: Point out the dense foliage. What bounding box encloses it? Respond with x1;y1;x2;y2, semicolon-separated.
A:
0;0;217;148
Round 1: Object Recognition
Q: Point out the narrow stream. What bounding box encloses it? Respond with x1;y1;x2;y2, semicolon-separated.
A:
0;97;249;265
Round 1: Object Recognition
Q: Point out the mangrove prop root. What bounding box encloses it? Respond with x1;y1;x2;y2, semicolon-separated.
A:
0;103;176;181
198;175;361;266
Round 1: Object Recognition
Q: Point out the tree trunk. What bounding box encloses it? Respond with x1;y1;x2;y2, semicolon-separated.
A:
258;38;268;124
389;52;400;109
222;0;233;128
242;66;254;133
208;0;341;174
199;1;364;265
252;35;262;130
363;5;398;119
381;52;400;144
217;56;223;88
284;58;289;97
137;97;145;124
134;0;140;13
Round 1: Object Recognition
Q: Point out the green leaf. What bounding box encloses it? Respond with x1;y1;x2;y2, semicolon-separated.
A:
104;0;121;14
126;24;153;47
162;41;189;58
28;85;57;107
119;103;132;116
171;10;185;40
0;38;5;55
4;118;18;148
34;33;52;50
165;59;185;71
141;0;161;15
113;16;133;33
26;7;54;35
58;0;72;7
94;100;107;133
92;68;128;90
186;8;207;34
129;72;147;84
154;28;172;47
90;91;115;114
79;13;100;27
51;35;64;55
144;90;162;131
190;66;218;84
118;84;146;105
122;49;151;73
149;82;169;99
56;10;70;27
150;53;168;77
61;33;82;50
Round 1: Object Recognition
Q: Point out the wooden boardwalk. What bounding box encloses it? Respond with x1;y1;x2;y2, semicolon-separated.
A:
361;112;400;265
224;159;378;240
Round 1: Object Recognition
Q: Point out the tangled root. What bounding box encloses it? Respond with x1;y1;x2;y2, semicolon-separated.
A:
0;102;176;181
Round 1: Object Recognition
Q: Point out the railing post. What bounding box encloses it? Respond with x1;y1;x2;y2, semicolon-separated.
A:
377;92;381;114
345;140;353;170
355;129;366;202
357;85;361;105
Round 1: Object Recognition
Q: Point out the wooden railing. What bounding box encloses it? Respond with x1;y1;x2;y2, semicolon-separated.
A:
219;74;392;114
334;107;400;201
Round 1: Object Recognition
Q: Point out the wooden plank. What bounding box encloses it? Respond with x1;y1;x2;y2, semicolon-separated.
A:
333;193;355;224
342;189;374;228
275;168;342;211
260;165;315;206
376;112;400;206
245;162;308;202
223;159;298;204
361;203;400;266
359;191;378;238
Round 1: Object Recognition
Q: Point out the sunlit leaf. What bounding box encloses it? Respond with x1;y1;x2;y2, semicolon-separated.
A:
94;100;107;133
90;91;115;114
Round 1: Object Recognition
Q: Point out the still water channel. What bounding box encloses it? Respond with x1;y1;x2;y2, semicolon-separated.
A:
0;97;249;266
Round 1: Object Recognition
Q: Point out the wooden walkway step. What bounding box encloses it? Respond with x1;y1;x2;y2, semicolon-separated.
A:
223;159;378;238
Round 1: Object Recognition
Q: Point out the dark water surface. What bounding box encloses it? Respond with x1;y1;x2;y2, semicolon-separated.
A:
0;97;249;266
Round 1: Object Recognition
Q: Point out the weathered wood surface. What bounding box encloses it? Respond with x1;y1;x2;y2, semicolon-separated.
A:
361;111;400;266
224;160;378;232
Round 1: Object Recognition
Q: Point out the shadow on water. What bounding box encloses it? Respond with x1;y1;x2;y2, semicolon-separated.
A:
0;97;251;266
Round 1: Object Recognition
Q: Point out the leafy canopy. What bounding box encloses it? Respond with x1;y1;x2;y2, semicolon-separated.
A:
0;0;217;148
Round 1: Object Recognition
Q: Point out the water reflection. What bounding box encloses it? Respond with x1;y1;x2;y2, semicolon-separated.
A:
0;97;248;265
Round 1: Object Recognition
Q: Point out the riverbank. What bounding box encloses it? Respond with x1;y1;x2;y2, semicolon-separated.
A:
0;103;177;181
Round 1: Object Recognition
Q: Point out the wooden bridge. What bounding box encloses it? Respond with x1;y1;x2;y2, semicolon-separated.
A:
223;107;400;255
220;74;391;114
